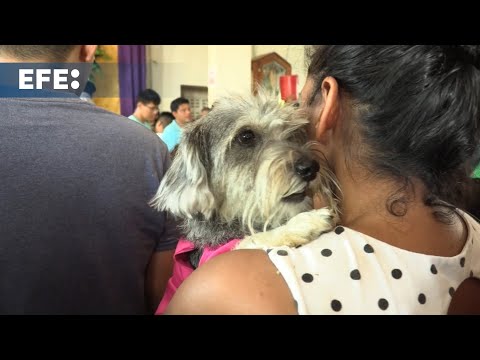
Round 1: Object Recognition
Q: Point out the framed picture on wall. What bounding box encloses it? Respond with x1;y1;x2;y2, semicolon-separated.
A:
251;52;292;97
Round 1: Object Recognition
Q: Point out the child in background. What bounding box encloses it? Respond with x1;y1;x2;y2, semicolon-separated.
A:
153;112;174;134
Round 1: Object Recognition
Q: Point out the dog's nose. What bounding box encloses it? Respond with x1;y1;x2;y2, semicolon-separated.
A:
294;159;320;181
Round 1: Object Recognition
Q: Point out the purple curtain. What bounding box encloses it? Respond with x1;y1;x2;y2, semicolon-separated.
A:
118;45;146;116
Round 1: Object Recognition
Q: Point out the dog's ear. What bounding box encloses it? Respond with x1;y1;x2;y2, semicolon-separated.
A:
150;124;216;220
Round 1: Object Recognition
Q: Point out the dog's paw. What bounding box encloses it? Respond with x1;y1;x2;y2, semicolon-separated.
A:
279;207;336;247
285;207;335;235
235;207;336;250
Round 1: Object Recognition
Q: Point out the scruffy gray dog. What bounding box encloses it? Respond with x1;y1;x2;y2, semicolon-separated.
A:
151;92;339;267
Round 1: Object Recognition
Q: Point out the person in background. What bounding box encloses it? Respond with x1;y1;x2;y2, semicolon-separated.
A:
165;45;480;315
0;45;177;314
153;111;174;134
128;89;161;130
198;106;211;120
160;97;192;152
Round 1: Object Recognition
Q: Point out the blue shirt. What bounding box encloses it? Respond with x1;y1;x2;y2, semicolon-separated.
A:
160;120;182;152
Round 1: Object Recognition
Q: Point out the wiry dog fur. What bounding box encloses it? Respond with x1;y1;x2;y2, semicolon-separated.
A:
150;91;340;264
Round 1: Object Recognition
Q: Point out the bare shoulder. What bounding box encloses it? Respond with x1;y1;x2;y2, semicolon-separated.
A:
164;249;297;315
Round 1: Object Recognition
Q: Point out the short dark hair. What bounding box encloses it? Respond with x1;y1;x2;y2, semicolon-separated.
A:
170;97;189;113
156;111;174;127
307;45;480;216
0;45;76;61
136;89;161;106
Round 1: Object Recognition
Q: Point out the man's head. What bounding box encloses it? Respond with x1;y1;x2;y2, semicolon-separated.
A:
0;46;98;97
170;97;192;126
134;89;161;125
0;45;96;63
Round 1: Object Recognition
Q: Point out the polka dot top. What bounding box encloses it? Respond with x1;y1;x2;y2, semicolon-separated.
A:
267;210;480;314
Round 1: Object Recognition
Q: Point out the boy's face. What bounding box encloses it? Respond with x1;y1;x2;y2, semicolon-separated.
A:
173;103;192;125
155;121;164;133
140;102;159;124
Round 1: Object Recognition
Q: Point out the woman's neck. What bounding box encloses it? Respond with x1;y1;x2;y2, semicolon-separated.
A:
334;165;467;256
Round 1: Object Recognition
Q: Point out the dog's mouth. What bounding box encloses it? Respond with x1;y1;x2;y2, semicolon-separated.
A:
282;189;307;203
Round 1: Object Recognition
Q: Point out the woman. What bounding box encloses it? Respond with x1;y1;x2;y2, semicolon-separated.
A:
165;45;480;315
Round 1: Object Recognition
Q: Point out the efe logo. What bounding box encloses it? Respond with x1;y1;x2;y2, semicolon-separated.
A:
19;69;80;90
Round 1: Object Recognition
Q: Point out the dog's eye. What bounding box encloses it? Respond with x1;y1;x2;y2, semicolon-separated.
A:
236;130;256;146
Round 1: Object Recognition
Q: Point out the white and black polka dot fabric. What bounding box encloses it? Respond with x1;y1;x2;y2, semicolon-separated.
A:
267;210;480;315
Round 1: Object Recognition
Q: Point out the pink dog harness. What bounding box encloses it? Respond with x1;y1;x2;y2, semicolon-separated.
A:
155;238;241;314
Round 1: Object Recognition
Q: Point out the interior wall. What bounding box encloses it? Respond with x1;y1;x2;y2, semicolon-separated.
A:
147;45;251;111
207;45;252;106
93;46;304;116
92;45;120;114
148;45;208;112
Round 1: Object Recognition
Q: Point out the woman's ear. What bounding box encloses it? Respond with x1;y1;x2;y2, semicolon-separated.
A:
314;76;340;143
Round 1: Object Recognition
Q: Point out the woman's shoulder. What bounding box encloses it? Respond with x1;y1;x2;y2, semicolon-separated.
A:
164;249;297;314
164;227;376;314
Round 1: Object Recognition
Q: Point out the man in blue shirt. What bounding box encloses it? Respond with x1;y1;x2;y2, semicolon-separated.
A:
160;97;192;152
128;89;161;130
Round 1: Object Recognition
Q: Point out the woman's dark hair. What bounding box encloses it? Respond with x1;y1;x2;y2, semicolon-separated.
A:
307;45;480;216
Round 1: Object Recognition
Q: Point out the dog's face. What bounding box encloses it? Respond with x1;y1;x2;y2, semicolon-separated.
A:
151;92;335;233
